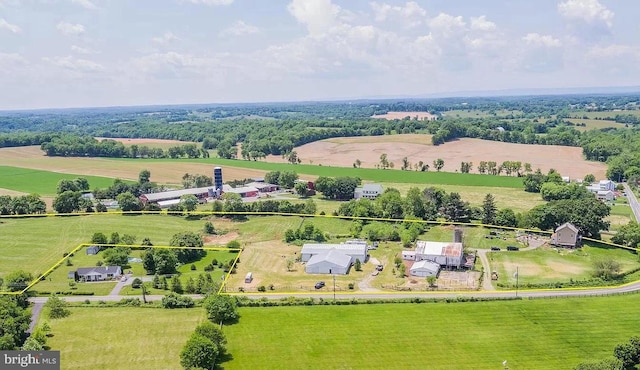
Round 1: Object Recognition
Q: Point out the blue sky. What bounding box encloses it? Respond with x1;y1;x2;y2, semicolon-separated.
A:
0;0;638;109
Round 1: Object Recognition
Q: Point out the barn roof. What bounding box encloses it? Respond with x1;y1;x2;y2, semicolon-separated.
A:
415;241;463;257
410;260;441;273
306;249;351;268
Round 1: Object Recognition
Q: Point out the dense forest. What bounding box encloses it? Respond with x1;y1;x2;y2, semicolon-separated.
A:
1;94;640;179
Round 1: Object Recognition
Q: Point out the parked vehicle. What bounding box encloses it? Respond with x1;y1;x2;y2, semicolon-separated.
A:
314;281;325;289
507;246;519;251
376;264;384;271
490;246;501;251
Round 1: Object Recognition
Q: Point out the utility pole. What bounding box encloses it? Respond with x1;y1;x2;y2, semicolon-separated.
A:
515;266;519;298
333;273;336;301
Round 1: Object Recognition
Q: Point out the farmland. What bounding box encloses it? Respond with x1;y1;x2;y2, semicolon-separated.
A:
261;136;608;180
44;294;640;369
0;166;123;195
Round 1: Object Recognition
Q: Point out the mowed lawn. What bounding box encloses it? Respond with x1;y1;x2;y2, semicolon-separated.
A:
0;214;215;283
0;166;121;195
222;295;639;369
45;307;206;370
44;295;640;369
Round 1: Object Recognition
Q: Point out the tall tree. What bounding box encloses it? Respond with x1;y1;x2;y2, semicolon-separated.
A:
481;193;497;225
433;158;445;172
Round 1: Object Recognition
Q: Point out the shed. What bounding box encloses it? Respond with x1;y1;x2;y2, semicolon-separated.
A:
402;250;417;261
410;260;441;277
86;246;100;255
305;249;352;275
550;222;581;248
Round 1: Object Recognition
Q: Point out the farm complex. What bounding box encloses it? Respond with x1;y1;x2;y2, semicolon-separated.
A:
2;94;640;370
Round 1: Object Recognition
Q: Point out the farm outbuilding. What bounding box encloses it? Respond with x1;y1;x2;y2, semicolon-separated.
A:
305;249;352;275
300;242;368;264
550;222;581;248
410;260;441;277
415;241;464;268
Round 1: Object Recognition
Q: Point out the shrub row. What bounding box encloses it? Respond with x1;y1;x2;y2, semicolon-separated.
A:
235;295;522;307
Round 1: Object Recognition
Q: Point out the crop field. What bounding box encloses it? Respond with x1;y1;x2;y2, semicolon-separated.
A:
45;307;206;370
43;295;640;369
0;146;265;185
0;166;122;195
263;137;607;180
490;243;640;287
325;133;432;145
441;109;525;119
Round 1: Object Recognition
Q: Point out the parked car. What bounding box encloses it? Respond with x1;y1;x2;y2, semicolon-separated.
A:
507;245;519;251
314;281;325;289
490;246;501;251
376;264;384;271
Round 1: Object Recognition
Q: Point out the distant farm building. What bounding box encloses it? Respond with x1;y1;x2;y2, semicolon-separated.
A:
550;222;581;248
354;183;383;200
86;246;101;255
409;260;441;277
244;182;279;193
301;240;368;275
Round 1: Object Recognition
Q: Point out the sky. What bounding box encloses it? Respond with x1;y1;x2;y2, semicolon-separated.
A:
0;0;639;110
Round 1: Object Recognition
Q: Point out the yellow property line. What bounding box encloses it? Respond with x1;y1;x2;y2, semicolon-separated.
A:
0;243;240;296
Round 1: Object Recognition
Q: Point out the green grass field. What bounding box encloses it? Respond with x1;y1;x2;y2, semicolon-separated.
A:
566;118;625;131
111;158;525;188
45;307;206;370
45;295;640;369
0;166;125;195
572;110;640;119
491;243;640;286
0;214;214;284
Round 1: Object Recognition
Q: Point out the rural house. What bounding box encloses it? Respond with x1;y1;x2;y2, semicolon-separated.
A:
71;266;122;282
354;184;383;200
409;260;441;277
550;222;581;248
596;190;615;202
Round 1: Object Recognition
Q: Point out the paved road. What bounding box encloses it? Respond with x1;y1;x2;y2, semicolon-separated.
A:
623;183;640;222
28;279;640;304
28;302;44;333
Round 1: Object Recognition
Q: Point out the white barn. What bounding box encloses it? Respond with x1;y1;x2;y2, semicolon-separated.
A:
305;249;352;275
410;260;441;277
300;242;367;264
413;241;464;268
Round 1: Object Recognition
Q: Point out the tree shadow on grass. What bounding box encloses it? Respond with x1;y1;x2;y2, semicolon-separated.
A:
215;352;234;369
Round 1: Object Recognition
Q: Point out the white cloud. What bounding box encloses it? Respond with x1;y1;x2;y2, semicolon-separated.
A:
0;18;21;33
469;16;496;32
43;55;104;72
180;0;234;5
429;13;466;37
370;1;426;27
587;44;640;60
71;0;97;10
220;20;259;36
71;45;97;54
522;33;562;47
56;21;85;36
287;0;341;36
152;32;180;45
558;0;614;28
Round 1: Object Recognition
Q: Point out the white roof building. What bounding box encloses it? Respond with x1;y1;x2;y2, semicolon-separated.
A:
354;183;384;200
305;249;352;275
410;260;441;277
414;241;464;268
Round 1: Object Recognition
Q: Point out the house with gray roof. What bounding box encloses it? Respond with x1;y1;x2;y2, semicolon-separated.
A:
354;183;384;200
300;240;368;275
71;266;122;282
550;222;581;248
301;242;368;263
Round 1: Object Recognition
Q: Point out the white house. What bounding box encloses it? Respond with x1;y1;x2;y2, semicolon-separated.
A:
300;242;368;264
597;190;615;202
599;180;615;191
410;260;441;277
305;249;352;275
354;183;384;200
72;266;122;282
402;241;464;268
